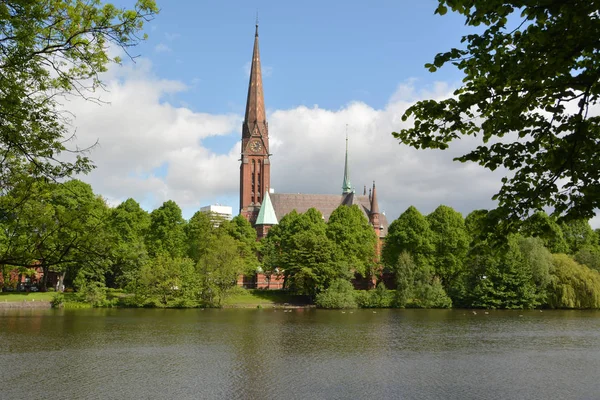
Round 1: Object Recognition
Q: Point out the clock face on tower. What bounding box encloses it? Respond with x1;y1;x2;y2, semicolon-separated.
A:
249;140;262;153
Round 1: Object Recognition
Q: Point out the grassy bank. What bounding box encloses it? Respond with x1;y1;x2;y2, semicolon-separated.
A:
223;289;310;308
0;292;63;302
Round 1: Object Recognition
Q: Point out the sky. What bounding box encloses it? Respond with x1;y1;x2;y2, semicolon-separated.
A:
64;0;597;225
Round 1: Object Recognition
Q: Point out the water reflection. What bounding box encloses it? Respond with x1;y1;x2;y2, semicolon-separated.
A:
1;308;599;399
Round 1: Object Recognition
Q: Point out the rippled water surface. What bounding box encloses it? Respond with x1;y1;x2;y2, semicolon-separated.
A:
1;308;599;399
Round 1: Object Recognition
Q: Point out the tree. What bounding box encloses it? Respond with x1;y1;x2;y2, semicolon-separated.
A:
466;234;539;309
382;206;434;269
426;205;469;292
0;179;112;290
521;211;568;253
184;211;215;263
0;0;158;182
393;1;600;227
560;219;598;254
146;200;186;258
136;255;198;307
326;205;377;279
197;234;247;307
106;198;150;288
264;209;348;297
314;279;357;309
547;254;600;309
218;215;259;271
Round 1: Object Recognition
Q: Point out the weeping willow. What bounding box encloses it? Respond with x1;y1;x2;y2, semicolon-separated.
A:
547;254;600;309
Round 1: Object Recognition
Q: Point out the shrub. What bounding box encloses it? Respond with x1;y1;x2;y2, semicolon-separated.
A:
315;279;357;309
410;277;452;308
355;283;394;308
50;293;64;308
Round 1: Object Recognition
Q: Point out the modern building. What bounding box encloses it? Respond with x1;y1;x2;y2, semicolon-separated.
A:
238;24;388;244
200;204;233;226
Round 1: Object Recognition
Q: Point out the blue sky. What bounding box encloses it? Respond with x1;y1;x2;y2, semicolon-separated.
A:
70;0;541;223
139;1;468;114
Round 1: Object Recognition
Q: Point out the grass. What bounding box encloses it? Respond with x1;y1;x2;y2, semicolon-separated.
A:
0;292;78;302
223;289;310;307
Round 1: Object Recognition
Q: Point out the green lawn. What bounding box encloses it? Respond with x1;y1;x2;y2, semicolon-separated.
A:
223;289;310;307
0;292;77;302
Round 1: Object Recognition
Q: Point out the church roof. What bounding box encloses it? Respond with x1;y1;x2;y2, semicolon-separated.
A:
255;190;278;225
269;192;388;237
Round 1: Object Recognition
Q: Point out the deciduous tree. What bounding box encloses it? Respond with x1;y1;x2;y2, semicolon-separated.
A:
0;0;158;182
394;1;600;228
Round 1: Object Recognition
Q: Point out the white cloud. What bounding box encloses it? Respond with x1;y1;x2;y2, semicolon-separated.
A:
266;83;506;221
66;59;240;213
63;58;598;227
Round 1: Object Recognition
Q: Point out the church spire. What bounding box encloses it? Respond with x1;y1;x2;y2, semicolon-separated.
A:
342;128;353;194
371;181;380;214
243;22;266;138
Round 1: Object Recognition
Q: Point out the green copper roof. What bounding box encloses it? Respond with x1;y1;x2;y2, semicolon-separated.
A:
256;190;278;225
342;134;353;194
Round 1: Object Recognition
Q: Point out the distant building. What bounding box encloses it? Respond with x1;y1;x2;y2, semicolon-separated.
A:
200;204;233;226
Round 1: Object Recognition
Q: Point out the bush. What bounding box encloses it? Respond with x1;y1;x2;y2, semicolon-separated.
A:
355;283;394;308
410;277;452;308
50;293;64;308
76;280;108;307
315;279;357;309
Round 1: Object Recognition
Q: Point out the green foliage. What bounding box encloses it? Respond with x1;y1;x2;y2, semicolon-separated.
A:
146;200;187;258
393;0;600;227
427;205;469;293
134;255;198;307
466;235;540;309
391;251;452;309
198;234;248;307
0;0;157;182
184;211;215;263
393;252;416;308
547;254;600;309
106;198;150;288
218;215;259;271
411;277;452;309
50;293;65;308
0;179;113;290
327;205;377;278
560;219;598;254
521;212;569;253
315;279;357;309
575;245;600;272
264;208;349;297
382;206;434;269
355;283;394;308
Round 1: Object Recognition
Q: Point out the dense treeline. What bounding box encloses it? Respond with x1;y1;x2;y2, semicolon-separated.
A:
2;178;600;309
382;206;600;309
0;178;259;307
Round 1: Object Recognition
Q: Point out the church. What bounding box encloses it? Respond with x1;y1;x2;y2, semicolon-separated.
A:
238;24;388;267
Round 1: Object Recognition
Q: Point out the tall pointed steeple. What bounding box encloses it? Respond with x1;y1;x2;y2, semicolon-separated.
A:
240;23;271;223
243;23;267;138
342;130;353;194
370;181;380;214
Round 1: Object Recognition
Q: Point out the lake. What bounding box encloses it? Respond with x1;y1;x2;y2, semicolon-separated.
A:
1;308;599;399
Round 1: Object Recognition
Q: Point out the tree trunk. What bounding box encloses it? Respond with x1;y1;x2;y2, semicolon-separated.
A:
41;263;48;292
58;271;66;292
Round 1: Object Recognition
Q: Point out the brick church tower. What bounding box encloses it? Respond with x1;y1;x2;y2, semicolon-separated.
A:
240;24;271;223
